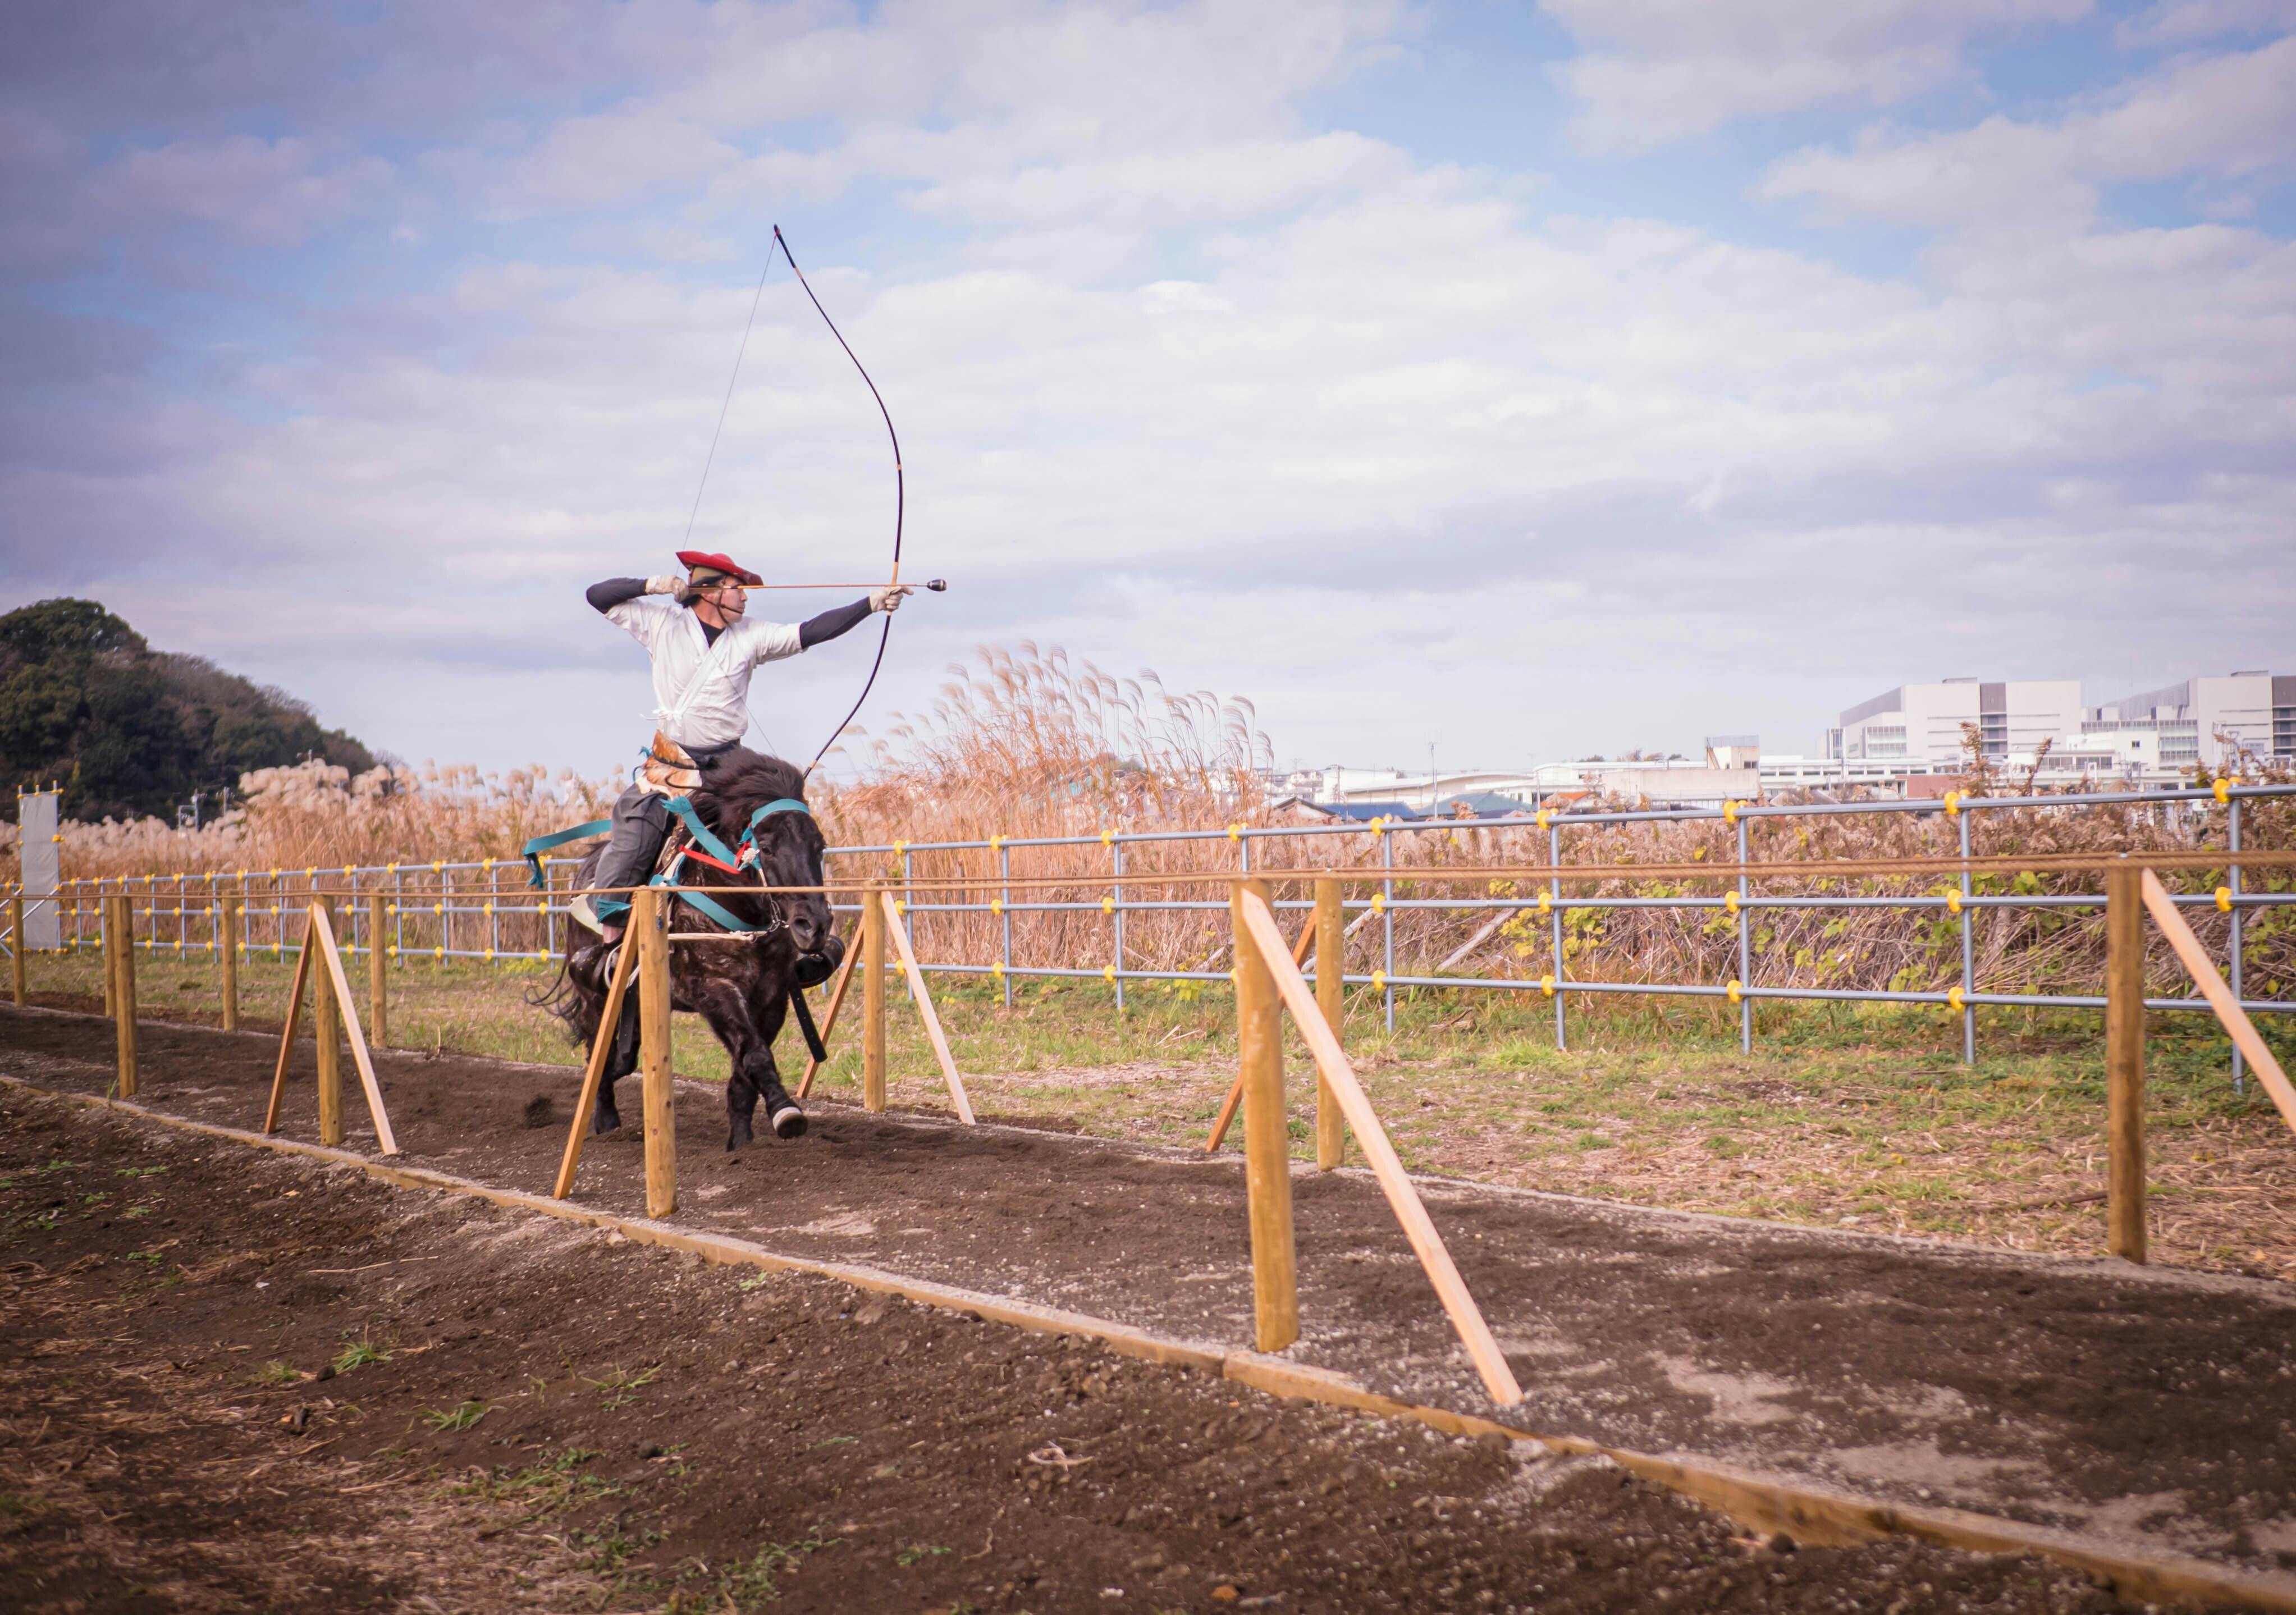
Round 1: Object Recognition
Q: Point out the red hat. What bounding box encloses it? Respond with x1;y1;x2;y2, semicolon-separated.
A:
675;550;762;587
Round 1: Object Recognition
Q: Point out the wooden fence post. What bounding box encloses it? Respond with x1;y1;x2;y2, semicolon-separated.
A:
862;880;887;1113
2105;866;2146;1264
1233;877;1298;1353
10;894;24;1005
312;898;344;1147
219;896;239;1031
1314;876;1345;1171
109;896;138;1099
102;890;115;1018
368;893;388;1050
637;885;676;1219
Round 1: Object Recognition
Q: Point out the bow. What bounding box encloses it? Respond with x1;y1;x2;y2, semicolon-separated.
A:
772;225;904;777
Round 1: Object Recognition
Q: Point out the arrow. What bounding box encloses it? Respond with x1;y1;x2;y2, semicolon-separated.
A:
737;579;947;592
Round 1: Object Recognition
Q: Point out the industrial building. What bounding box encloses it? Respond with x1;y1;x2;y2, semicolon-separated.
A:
1277;669;2289;817
1832;671;2292;772
1830;680;2084;769
2086;672;2295;771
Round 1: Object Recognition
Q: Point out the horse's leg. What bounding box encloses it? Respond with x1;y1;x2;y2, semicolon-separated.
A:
683;963;772;1150
688;959;804;1148
593;994;638;1135
742;968;805;1141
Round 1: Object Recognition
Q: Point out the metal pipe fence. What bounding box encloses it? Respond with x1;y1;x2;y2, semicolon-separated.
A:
11;783;2292;1075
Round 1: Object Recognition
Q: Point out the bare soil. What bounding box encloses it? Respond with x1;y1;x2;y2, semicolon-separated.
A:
3;1090;2176;1614
4;1001;2294;1604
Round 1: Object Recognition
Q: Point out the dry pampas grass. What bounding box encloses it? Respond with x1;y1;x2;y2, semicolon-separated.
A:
4;645;2289;1006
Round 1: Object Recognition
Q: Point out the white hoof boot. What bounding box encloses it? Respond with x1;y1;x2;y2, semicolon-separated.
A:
769;1100;807;1139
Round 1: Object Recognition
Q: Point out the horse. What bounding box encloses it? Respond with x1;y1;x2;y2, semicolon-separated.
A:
541;747;838;1151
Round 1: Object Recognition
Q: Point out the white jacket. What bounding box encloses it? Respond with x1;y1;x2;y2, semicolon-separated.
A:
604;596;803;750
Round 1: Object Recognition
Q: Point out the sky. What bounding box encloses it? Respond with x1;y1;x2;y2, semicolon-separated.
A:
2;0;2291;784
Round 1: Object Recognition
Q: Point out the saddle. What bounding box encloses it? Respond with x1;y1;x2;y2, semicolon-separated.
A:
639;729;705;794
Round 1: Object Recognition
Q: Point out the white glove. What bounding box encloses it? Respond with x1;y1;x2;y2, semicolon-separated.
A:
871;584;914;612
645;574;685;596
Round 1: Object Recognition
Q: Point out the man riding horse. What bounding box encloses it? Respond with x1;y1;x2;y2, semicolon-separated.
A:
580;551;909;959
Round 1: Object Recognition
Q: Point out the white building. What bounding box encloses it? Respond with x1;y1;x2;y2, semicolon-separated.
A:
1832;679;2084;769
1757;754;1937;794
2091;671;2295;771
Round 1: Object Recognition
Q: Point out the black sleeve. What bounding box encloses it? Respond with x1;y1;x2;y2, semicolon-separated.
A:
587;577;648;614
798;597;873;649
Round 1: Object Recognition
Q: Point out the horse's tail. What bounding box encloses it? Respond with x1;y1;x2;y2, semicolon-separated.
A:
527;951;584;1032
530;848;605;1037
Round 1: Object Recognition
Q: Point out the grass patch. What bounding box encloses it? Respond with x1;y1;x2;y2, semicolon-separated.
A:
21;946;2295;1279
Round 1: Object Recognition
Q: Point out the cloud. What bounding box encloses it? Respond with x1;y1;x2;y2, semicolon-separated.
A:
1541;0;2089;154
0;1;2290;775
2113;0;2296;48
1759;35;2296;227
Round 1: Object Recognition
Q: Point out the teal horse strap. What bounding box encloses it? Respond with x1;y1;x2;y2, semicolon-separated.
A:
661;796;740;866
520;818;612;889
518;792;812;931
748;798;811;833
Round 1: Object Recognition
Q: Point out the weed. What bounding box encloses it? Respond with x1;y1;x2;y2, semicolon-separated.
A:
0;1492;45;1536
115;1166;167;1178
332;1334;393;1374
422;1401;488;1432
250;1360;303;1387
568;1521;662;1577
454;1447;621;1513
897;1543;952;1566
685;1529;842;1609
125;1249;162;1265
580;1363;661;1410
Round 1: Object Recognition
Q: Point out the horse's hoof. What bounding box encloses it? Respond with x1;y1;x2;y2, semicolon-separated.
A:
769;1100;807;1140
592;1111;621;1137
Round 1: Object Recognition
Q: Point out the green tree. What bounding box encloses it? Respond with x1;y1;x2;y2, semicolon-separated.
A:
0;597;374;822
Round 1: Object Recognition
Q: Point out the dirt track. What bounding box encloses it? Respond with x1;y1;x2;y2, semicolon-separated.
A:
4;1000;2295;1600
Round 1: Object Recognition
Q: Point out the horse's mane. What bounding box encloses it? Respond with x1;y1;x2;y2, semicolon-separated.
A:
688;747;807;833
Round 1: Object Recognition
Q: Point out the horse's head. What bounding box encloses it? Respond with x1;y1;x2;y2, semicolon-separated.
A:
691;748;834;955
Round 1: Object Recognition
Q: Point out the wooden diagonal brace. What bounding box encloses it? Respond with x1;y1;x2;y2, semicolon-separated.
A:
1237;887;1523;1408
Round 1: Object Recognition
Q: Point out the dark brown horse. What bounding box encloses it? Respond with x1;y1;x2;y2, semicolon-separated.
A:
542;748;838;1150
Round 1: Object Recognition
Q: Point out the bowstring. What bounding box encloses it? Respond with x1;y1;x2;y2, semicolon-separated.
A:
772;224;904;778
682;253;777;546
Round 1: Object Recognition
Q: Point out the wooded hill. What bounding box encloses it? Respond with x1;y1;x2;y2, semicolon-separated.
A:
0;597;374;823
